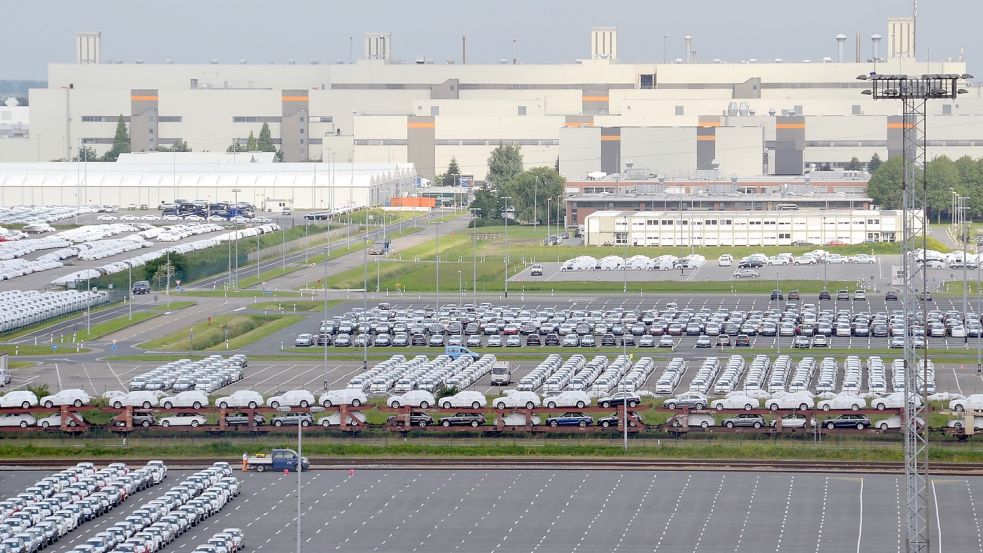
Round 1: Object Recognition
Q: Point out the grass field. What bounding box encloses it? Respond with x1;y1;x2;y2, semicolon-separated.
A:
252;300;342;312
0;345;89;356
138;313;301;351
73;301;196;342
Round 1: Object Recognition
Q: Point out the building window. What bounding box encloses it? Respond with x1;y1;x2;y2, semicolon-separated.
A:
300;128;304;134
430;106;440;116
675;105;684;116
300;138;304;144
233;116;258;123
190;79;198;89
517;105;527;116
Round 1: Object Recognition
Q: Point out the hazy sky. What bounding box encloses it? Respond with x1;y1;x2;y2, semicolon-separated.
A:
3;0;980;79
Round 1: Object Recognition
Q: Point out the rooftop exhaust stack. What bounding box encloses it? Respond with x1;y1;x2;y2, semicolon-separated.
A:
76;32;101;64
684;35;693;63
835;34;847;62
364;33;392;61
871;34;883;61
591;26;617;61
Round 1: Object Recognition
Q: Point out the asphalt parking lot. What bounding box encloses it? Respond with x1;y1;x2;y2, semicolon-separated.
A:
7;469;981;553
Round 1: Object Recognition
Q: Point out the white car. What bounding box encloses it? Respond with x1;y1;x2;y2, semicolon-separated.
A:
717;254;733;267
387;390;436;409
215;390;263;409
817;395;866;411
949;394;983;413
317;411;367;427
872;392;923;410
96;215;117;222
491;391;541;410
266;390;315;408
319;389;367;408
38;414;81;428
160;391;208;409
158;413;206;427
711;394;759;411
0;390;39;409
0;413;36;427
948;415;983;432
439;391;487;409
110;391;158;409
778;414;815;429
670;413;715;429
542;390;590;409
765;393;814;411
40;389;91;408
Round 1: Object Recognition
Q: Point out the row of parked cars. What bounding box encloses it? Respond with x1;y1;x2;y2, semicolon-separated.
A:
0;290;109;333
0;461;167;553
129;355;247;394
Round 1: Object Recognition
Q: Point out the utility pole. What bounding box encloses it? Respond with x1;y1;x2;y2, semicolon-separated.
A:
502;196;512;299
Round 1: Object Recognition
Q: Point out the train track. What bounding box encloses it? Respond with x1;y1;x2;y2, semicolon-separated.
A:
3;457;983;475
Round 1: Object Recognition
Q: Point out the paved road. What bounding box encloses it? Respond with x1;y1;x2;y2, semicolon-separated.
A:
7;469;980;553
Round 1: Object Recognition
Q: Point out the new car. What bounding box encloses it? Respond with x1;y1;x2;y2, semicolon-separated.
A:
491;391;540;410
388;390;436;409
386;411;433;427
0;391;38;409
439;391;487;409
438;413;485;427
545;412;593;427
722;414;767;428
711;394;758;411
160;391;208;409
318;389;367;408
542;391;590;409
823;414;871;430
158;413;206;427
597;392;640;408
872;392;923;410
271;412;313;427
664;392;708;410
39;389;91;408
949;394;983;413
598;411;640;428
266;390;315;408
817;395;866;411
0;413;36;428
214;390;263;409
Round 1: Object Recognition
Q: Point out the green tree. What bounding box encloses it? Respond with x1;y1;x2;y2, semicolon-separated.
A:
868;152;883;174
955;156;983;219
144;253;188;289
226;140;247;153
74;145;99;162
486;143;523;188
866;156;903;209
26;384;50;400
440;157;462;186
157;139;190;153
468;186;503;225
926;156;960;224
245;131;258;152
500;167;565;225
101;115;130;162
258;123;275;152
844;157;864;171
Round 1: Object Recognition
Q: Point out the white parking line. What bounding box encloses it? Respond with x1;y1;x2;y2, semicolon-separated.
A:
933;479;943;553
54;362;63;390
732;475;759;553
691;474;726;553
966;480;983;552
814;477;829;553
774;476;795;552
652;474;692;553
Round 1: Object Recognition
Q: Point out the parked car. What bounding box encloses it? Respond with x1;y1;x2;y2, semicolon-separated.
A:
597;392;640;408
160;391;208;410
491;391;540;410
664;392;708;410
765;393;814;411
440;391;487;409
872;392;923;410
778;414;814;429
711;394;758;411
0;413;36;428
294;334;314;347
0;390;38;409
949;394;983;413
388;390;436;409
110;391;158;410
545;412;593;427
598;411;640;428
266;390;315;408
817;395;865;411
722;413;767;429
541;391;590;409
318;389;367;407
215;390;263;409
823;414;871;430
113;411;156;428
271;412;313;427
224;413;265;426
386;411;433;427
39;389;91;408
438;413;485;427
158;413;206;427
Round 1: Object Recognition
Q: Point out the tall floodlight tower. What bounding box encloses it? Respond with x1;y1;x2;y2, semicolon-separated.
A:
859;72;971;553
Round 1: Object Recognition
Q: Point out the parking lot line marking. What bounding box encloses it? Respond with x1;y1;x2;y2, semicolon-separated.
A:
79;362;98;395
652;474;692;553
966;481;983;552
774;476;795;552
813;476;829;553
933;480;943;553
854;477;864;553
690;474;726;553
54;362;63;390
732;475;759;553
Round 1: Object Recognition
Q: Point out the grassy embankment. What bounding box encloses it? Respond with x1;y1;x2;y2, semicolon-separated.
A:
138;314;302;351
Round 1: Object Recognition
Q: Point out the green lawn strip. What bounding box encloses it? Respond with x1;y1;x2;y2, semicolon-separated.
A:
74;301;196;342
7;361;34;369
305;225;421;266
1;437;980;463
212;315;303;351
0;345;89;355
252;300;342;312
0;304;122;341
176;290;303;298
138;314;295;351
237;265;304;289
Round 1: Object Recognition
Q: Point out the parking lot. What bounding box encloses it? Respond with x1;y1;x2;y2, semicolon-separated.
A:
3;468;977;553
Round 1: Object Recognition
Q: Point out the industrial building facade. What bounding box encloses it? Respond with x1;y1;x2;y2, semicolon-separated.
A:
584;209;914;247
3;17;980;183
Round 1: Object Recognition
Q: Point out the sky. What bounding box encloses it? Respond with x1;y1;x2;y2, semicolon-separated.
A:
2;0;981;79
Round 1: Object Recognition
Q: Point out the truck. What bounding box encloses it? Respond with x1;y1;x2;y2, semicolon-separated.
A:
490;361;513;385
245;449;309;472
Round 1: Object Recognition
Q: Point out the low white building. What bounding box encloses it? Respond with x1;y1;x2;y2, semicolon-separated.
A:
584;209;919;247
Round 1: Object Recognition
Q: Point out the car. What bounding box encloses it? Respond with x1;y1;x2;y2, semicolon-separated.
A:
885;290;898;301
317;411;367;427
792;336;811;348
131;281;151;295
664;392;707;410
695;335;712;348
872;392;923;410
823;414;871;430
439;391;487;409
658;335;674;348
597;392;641;408
271;412;313;427
319;389;367;407
545;412;593;427
716;334;731;347
711;394;758;411
765;393;814;411
722;414;767;429
39;389;91;408
388;390;436;409
224;413;265;426
542;391;590;409
386;411;434;427
294;334;314;347
110;391;157;410
949;394;983;413
158;413;206;427
525;334;541;346
37;413;82;428
529;265;544;276
853;290;867;301
491;391;540;410
160;391;208;409
598;411;640;428
438;413;485;427
770;289;784;300
778;414;814;429
0;413;36;428
266;390;315;408
836;289;850;300
918;291;934;302
947;415;983;432
735;334;751;347
113;411;155;428
215;390;263;409
0;390;38;409
817;395;866;411
732;268;760;279
718;254;733;267
819;289;831;300
811;335;828;347
876;414;926;431
787;290;800;301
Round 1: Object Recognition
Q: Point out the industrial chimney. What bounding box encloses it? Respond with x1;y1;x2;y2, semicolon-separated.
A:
871;33;883;61
835;34;847;63
684;35;693;63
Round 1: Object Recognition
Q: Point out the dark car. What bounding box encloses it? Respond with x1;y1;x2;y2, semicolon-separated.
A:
131;280;151;295
544;333;561;346
315;333;331;346
600;334;617;346
735;334;751;347
787;290;800;301
770;289;784;300
387;411;433;427
598;411;640;429
885;290;899;301
438;413;484;427
823;414;871;430
271;413;313;427
225;413;265;426
722;414;767;429
525;334;541;346
545;412;593;427
113;411;155;428
738;259;763;268
621;335;636;347
410;334;428;346
819;289;831;300
597;392;640;408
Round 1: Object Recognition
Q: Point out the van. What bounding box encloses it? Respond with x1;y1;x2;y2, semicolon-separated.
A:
132;281;151;295
444;345;480;361
529;265;544;276
281;207;292;216
490;362;513;385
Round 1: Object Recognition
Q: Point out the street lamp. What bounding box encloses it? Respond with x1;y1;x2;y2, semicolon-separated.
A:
322;246;330;390
469;208;480;306
276;406;305;553
502;196;512;299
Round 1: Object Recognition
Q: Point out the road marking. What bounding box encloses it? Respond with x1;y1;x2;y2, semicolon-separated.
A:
652;473;691;553
933;479;943;553
233;307;246;312
54;362;63;389
966;480;983;552
953;367;964;396
732;475;759;553
774;475;795;552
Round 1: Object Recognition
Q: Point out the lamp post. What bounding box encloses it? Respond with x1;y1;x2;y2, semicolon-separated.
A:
502;196;512;299
231;188;242;289
276;406;304;553
469;208;479;306
322;246;330;389
621;215;628;294
362;233;369;370
458;270;462;295
546;198;551;245
435;208;440;311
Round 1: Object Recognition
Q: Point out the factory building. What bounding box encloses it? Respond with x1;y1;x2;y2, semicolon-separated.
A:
4;15;979;182
583;209;916;247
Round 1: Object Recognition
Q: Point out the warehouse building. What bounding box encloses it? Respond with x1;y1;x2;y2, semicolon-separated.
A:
3;15;980;181
583;209;916;247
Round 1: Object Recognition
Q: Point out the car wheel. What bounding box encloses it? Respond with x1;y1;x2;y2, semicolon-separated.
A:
495;402;506;410
549;420;559;427
826;422;835;430
576;401;586;408
601;420;611;428
525;401;535;409
628;400;638;408
273;420;283;427
248;402;258;409
851;404;860;412
725;421;735;428
162;421;171;427
441;420;451;427
219;402;229;409
391;401;401;409
270;401;280;409
256;465;266;472
799;403;809;411
600;401;610;408
300;400;309;408
769;404;779;411
141;420;151;428
301;420;310;427
879;423;889;431
43;400;54;408
856;423;865;430
666;402;676;410
701;421;710;429
322;400;332;408
955;404;965;412
418;419;428;427
876;404;885;411
190;420;199;428
351;399;361;407
470;420;479;427
193;402;202;409
695;403;705;411
164;402;173;409
21;401;31;409
419;401;430;409
143;402;152;409
578;420;587;427
471;401;481;409
547;402;557;409
322;419;331;427
753;422;762;429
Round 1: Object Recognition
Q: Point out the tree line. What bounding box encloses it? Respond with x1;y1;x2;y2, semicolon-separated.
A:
866;153;983;223
466;143;565;227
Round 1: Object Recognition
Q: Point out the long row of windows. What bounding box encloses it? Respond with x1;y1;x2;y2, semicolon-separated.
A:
81;115;183;123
